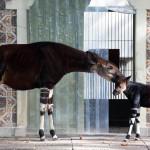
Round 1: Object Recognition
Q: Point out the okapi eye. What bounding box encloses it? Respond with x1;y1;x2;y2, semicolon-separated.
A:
107;66;113;70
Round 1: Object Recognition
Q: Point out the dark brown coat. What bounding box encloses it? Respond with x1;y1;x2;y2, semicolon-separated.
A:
0;42;124;90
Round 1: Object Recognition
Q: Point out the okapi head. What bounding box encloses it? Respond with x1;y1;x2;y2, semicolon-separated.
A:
86;51;130;95
113;75;131;96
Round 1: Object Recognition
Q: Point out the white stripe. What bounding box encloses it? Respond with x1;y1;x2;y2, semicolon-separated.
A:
40;103;47;111
40;115;44;130
128;118;135;135
131;108;139;111
48;104;54;111
136;123;140;134
40;87;50;91
128;124;133;135
40;103;46;130
49;114;54;130
136;117;141;134
49;89;53;98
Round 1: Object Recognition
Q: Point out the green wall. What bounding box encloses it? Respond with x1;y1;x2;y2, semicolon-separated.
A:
27;0;90;134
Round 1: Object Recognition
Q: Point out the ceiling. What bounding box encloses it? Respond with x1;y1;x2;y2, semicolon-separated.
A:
89;0;135;13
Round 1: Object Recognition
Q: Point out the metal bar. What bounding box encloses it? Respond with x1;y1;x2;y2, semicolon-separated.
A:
133;14;136;81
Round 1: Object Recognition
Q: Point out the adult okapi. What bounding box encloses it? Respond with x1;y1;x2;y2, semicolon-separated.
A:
113;77;150;141
0;41;128;141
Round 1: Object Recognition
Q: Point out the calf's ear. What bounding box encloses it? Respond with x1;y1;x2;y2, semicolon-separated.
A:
126;75;131;81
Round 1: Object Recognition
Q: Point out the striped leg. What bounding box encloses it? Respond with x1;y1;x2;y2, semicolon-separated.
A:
125;108;137;141
39;103;46;141
125;117;135;140
39;88;49;141
135;111;141;140
48;89;58;140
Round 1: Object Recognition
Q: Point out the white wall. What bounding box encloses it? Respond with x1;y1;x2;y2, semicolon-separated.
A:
129;0;150;9
6;0;34;136
6;0;34;44
130;0;150;129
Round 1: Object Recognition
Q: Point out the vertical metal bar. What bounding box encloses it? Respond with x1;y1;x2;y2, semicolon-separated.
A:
88;12;90;50
124;14;126;76
115;12;116;48
110;12;112;49
98;11;100;49
92;11;93;50
108;12;110;49
85;99;90;133
133;14;136;81
104;12;106;48
128;14;129;77
96;99;100;131
100;12;102;48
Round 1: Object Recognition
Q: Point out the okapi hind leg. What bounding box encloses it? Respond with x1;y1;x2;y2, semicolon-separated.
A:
39;103;46;141
39;88;50;141
48;89;58;140
135;112;141;140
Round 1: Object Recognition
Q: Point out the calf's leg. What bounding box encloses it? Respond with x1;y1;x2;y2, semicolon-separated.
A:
125;108;138;140
135;113;141;140
125;117;135;140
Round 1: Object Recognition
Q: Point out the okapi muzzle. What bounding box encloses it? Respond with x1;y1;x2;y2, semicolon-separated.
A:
96;62;119;81
87;51;121;81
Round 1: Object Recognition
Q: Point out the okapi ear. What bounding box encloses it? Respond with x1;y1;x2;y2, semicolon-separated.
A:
126;75;131;81
86;51;98;65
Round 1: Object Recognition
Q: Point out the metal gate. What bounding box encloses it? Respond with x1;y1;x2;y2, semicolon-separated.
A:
83;8;135;133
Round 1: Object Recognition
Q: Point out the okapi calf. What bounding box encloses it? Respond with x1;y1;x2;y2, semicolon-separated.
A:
113;77;150;141
0;42;127;141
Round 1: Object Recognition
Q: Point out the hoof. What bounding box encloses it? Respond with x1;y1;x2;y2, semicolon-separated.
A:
40;136;45;141
52;135;58;140
135;134;140;141
125;134;130;140
39;129;45;141
50;130;58;140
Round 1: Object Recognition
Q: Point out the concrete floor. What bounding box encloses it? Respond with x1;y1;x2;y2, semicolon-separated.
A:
0;134;150;150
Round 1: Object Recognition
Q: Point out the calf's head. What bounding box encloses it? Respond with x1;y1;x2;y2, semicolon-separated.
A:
113;76;131;96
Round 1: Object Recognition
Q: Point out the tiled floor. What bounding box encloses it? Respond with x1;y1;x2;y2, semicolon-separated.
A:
0;134;150;150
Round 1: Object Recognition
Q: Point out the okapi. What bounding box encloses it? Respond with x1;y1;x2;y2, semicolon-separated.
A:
0;42;127;141
113;77;150;141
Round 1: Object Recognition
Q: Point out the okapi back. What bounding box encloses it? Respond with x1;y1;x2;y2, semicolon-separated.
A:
0;42;92;90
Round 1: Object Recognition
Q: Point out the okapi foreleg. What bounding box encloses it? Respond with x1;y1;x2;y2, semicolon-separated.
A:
39;103;46;141
48;89;57;140
39;88;49;141
125;108;140;141
126;117;135;140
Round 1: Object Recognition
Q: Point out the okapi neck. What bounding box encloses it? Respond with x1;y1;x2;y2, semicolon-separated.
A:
65;52;94;73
